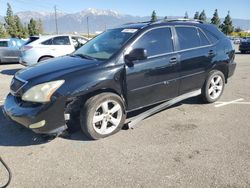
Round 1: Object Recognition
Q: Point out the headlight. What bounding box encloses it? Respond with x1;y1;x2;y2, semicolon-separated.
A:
22;80;65;103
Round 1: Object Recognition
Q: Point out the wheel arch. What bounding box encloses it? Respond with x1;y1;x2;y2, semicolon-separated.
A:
38;55;54;62
210;62;229;83
64;88;127;132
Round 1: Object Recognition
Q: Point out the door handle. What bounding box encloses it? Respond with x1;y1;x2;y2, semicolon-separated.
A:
208;50;215;56
169;57;178;64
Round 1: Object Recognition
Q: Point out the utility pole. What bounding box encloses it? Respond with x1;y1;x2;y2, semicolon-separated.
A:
54;5;58;34
87;16;89;39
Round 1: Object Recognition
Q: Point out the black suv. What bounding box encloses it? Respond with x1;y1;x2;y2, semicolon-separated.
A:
3;20;236;139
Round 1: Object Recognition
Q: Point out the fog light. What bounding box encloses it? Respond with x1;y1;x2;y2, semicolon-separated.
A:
29;120;46;129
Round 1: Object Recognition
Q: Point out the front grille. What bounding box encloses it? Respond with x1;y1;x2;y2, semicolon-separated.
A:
10;77;26;95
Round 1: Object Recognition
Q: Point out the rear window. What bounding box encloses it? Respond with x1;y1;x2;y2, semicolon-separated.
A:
23;36;39;45
0;41;8;47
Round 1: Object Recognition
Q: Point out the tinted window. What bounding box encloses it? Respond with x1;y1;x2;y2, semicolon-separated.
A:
74;29;135;60
52;36;70;45
176;27;200;50
71;37;87;49
132;27;173;57
198;29;210;46
0;41;8;47
23;36;39;45
42;39;53;45
202;29;218;44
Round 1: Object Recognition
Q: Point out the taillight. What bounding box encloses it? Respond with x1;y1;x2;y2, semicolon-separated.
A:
22;46;33;51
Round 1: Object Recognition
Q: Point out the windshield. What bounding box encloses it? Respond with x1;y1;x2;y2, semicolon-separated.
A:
73;28;137;60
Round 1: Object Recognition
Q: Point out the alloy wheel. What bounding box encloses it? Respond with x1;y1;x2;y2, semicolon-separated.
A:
92;100;122;135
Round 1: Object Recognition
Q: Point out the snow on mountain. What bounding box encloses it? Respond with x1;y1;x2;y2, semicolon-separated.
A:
0;8;249;34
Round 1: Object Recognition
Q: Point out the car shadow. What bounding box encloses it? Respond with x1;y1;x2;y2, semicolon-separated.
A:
0;105;49;147
0;69;21;76
235;52;250;55
0;96;204;145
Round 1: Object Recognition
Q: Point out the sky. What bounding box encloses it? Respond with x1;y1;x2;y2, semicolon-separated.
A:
0;0;250;19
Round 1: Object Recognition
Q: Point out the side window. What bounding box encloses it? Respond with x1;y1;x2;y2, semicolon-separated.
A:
132;27;173;57
52;36;70;45
71;37;87;50
41;39;53;45
202;29;219;44
198;29;210;46
176;27;200;50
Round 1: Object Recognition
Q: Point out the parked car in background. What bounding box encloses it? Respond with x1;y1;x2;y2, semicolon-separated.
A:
239;37;250;53
0;38;24;64
20;35;88;66
233;37;241;44
4;20;236;140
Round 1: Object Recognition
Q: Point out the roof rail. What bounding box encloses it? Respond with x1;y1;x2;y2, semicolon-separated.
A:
153;18;205;24
123;18;205;27
122;21;153;25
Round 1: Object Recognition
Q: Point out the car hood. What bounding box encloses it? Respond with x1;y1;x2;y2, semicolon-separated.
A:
16;56;100;81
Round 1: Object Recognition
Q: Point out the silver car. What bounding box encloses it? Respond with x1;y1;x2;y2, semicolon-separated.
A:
0;38;24;64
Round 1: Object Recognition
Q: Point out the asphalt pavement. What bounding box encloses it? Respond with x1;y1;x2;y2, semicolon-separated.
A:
0;53;249;188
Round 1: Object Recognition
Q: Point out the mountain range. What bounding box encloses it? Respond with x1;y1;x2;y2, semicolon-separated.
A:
1;8;250;34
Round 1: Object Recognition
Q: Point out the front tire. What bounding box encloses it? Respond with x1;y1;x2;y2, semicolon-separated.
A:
201;70;225;103
80;93;126;140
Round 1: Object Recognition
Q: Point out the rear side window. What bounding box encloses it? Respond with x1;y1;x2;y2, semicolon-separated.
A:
132;27;173;57
42;39;53;45
202;29;219;44
176;27;200;50
198;29;210;46
53;36;70;45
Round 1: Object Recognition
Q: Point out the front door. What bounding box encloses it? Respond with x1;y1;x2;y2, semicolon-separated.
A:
125;27;180;111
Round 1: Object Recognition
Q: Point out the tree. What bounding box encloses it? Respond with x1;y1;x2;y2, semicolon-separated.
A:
151;10;157;22
234;27;243;32
211;9;220;27
14;15;28;38
194;12;199;19
4;3;18;37
28;18;39;36
184;12;189;19
0;23;8;38
199;10;207;22
220;11;234;35
37;19;43;34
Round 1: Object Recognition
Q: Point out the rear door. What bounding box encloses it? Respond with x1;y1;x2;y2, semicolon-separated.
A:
0;40;21;62
125;27;180;110
175;26;214;95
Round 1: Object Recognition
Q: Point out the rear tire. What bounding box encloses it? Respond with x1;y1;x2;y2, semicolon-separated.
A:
201;70;225;103
80;93;126;140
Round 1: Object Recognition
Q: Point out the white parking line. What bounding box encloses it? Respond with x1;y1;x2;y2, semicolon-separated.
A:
214;98;250;108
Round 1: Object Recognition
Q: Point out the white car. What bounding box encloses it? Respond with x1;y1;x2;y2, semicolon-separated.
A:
20;35;88;66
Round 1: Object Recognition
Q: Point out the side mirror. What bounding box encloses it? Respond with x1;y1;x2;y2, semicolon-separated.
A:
124;48;147;67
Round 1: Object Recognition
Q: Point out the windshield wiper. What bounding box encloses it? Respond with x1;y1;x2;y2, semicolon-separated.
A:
70;54;97;60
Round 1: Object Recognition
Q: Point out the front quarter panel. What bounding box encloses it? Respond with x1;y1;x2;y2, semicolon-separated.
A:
58;63;125;99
